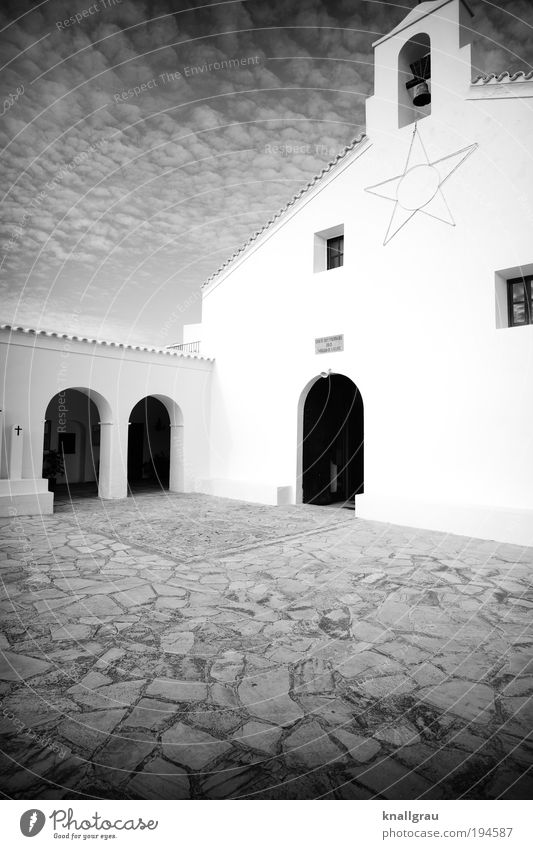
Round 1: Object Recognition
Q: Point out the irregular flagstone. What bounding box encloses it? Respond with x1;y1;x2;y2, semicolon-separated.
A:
113;585;156;607
96;737;157;774
350;621;390;644
0;692;80;732
210;651;244;683
298;695;358;727
155;597;187;610
283;721;345;768
200;761;267;799
146;678;208;702
359;674;416;698
50;624;92;641
75;671;112;690
500;696;533;736
374;723;421;747
6;747;81;795
234;721;282;755
292;658;335;695
54;578;100;591
238;668;304;726
162;721;231;769
0;651;51;681
319;606;351;639
58;708;127;752
95;647;126;669
68;679;146;710
48;643;102;661
209;683;240;708
59;596;124;618
127;757;190;799
501;676;533;697
418;680;495;723
409;663;447;688
152;584;187;597
161;631;195;655
337;650;403;679
376;599;414;630
192;709;243;736
33;598;73;613
349;756;434;799
332;729;381;762
123;698;175;730
2;497;533;801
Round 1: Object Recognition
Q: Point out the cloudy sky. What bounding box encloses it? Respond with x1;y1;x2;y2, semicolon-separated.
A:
1;0;532;345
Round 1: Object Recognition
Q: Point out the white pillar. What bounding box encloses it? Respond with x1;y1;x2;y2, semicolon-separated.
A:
0;409;5;479
98;421;127;500
8;425;24;480
169;424;184;493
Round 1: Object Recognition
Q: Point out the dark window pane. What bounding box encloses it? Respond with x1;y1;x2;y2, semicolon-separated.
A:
513;302;526;325
507;276;533;326
512;282;526;303
327;235;344;270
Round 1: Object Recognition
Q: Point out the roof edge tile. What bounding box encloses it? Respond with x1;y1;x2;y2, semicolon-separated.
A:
0;324;213;361
202;132;368;289
472;70;533;85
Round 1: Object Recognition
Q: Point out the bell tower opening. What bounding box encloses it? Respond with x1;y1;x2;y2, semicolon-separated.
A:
398;33;432;127
365;0;474;136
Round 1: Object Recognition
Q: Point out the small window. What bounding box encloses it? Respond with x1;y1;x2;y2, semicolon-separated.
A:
507;275;533;327
314;224;344;273
327;236;344;270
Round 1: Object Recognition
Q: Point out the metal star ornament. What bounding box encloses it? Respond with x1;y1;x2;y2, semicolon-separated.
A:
365;124;477;245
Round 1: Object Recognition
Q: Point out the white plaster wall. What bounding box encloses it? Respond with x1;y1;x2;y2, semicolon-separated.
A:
0;330;213;507
200;79;533;544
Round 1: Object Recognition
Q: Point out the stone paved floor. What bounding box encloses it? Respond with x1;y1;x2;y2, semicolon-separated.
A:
0;492;532;800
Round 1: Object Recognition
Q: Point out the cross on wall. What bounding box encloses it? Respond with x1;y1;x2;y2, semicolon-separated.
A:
15;426;22;435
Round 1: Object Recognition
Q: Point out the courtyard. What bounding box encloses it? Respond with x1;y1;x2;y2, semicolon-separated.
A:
0;492;532;800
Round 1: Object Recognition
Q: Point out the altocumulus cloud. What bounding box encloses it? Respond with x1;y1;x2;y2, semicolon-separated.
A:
0;0;531;344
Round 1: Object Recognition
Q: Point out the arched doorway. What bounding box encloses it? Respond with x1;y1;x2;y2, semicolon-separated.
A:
42;389;101;497
127;397;172;492
300;374;364;506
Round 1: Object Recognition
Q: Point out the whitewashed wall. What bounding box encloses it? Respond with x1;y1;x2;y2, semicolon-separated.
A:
0;328;213;515
199;0;533;545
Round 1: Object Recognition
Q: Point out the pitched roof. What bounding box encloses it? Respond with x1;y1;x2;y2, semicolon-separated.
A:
0;324;213;361
202;132;368;289
372;0;473;48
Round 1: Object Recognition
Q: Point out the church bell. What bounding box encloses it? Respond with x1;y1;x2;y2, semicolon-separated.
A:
406;53;431;107
411;80;431;107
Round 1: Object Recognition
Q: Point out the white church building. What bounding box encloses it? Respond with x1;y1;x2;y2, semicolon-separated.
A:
1;0;532;547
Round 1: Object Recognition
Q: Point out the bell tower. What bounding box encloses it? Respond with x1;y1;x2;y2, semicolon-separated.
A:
366;0;474;135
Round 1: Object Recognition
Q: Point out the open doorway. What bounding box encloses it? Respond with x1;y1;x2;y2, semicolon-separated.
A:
301;374;363;506
127;396;170;492
43;389;101;499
